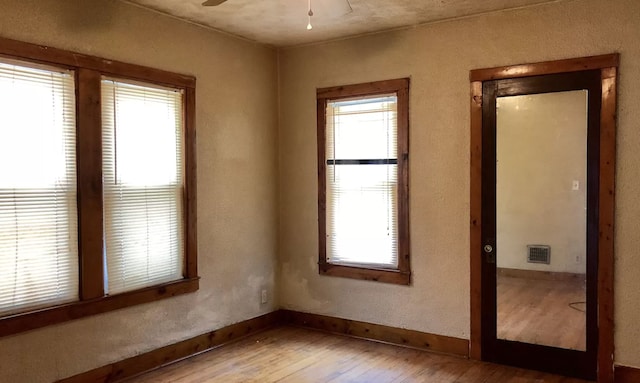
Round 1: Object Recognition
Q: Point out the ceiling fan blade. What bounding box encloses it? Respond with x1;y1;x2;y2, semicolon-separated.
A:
202;0;228;6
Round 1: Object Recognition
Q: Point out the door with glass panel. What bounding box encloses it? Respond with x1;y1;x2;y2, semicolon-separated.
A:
480;70;601;380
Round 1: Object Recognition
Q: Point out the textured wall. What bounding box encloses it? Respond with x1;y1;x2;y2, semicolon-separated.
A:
0;0;278;382
277;0;640;368
496;91;587;274
1;0;639;380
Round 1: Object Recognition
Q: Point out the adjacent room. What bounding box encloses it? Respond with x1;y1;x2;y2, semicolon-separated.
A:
0;0;638;382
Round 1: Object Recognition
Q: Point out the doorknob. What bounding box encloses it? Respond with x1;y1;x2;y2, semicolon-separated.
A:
484;244;495;264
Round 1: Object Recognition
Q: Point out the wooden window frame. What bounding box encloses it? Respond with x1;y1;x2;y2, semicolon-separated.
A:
317;78;410;285
0;36;198;337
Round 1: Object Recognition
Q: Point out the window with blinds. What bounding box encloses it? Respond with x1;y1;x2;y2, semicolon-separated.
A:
318;78;409;284
102;79;185;295
0;38;197;336
326;95;399;268
0;59;78;315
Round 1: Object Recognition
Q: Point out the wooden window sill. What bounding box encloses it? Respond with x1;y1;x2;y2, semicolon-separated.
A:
320;263;410;285
0;277;199;338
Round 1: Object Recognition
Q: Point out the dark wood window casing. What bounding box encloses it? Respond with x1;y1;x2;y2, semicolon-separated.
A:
317;78;410;285
0;36;198;337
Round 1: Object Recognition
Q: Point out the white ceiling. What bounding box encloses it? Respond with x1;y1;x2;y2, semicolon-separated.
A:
124;0;566;47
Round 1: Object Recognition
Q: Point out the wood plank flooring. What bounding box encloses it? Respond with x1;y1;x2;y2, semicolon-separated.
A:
497;275;586;350
125;326;590;383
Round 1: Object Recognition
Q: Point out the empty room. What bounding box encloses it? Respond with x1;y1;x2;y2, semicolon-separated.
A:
0;0;638;382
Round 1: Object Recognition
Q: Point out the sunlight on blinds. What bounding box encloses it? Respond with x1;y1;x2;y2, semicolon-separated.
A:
102;79;184;295
326;95;398;268
0;60;78;315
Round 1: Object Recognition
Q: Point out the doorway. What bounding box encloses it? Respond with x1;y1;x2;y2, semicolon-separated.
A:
469;55;618;382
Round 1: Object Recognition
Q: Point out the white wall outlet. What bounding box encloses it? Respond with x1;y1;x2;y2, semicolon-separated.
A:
261;289;268;304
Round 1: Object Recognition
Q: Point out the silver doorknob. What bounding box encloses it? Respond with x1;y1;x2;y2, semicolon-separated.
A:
484;244;493;253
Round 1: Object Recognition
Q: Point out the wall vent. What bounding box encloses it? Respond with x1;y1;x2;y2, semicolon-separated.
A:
527;245;551;264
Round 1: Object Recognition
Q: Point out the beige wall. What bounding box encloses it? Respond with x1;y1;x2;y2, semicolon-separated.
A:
496;91;587;274
1;0;640;380
277;0;640;369
0;0;279;382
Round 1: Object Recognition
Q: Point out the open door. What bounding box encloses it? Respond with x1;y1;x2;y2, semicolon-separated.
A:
469;55;618;383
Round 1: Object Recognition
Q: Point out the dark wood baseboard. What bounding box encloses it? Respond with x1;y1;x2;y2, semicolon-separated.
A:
497;267;585;282
615;365;640;383
57;309;472;382
62;308;640;383
280;309;469;358
56;311;282;383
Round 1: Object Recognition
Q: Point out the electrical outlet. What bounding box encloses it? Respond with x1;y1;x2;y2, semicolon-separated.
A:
261;289;267;304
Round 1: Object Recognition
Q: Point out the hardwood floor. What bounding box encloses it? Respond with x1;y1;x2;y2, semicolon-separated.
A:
497;274;586;350
125;326;590;383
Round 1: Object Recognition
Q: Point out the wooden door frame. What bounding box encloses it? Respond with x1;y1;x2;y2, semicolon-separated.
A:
469;54;619;383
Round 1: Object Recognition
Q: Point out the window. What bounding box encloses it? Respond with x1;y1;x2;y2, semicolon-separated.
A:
102;79;185;294
317;79;410;285
0;37;197;337
0;60;79;315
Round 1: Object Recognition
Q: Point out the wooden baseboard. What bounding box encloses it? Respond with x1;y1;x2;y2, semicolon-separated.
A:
615;365;640;383
54;307;637;383
56;311;282;383
280;309;469;358
56;309;470;382
497;267;585;282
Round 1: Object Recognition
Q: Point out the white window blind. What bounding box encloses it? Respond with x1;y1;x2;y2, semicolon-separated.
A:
326;95;398;268
102;79;184;295
0;59;78;315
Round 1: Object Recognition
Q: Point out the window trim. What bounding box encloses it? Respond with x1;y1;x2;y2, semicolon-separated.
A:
0;36;198;337
317;78;410;285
